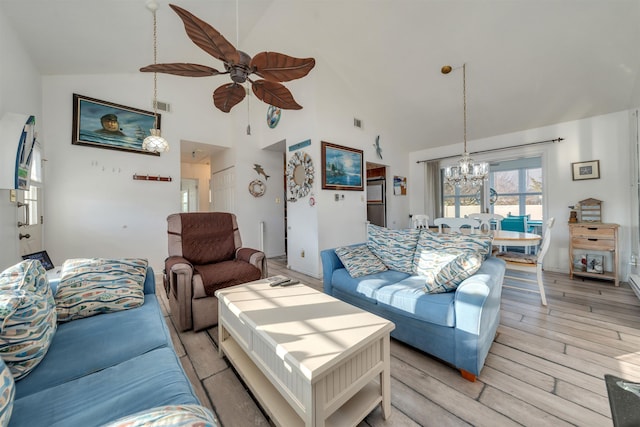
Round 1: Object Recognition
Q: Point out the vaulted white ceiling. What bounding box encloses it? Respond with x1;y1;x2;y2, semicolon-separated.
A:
2;0;640;154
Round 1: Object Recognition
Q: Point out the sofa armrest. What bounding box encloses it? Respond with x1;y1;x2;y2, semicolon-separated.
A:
143;267;156;295
453;257;505;375
236;248;267;278
320;248;348;295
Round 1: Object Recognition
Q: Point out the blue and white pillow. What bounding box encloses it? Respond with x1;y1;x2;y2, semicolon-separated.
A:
0;260;57;380
101;405;218;427
0;358;14;427
413;230;493;273
415;249;483;294
55;258;148;322
367;224;420;275
335;245;388;278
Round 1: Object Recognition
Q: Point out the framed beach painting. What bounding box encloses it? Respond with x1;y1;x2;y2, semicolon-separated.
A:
72;94;160;156
321;141;363;191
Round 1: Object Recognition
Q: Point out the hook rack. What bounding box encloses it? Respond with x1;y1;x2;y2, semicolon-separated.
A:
133;174;172;182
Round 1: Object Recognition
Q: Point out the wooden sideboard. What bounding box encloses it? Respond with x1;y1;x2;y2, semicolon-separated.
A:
569;223;619;286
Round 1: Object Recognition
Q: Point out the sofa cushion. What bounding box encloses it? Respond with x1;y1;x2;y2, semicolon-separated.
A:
418;250;483;294
0;358;14;427
55;258;147;322
0;260;57;380
330;268;410;304
367;224;420;274
15;295;170;399
102;405;217;427
374;276;456;327
335;245;387;278
11;347;200;427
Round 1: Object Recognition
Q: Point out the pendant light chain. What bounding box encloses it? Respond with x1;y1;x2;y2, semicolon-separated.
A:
152;8;159;129
142;0;169;153
463;63;467;154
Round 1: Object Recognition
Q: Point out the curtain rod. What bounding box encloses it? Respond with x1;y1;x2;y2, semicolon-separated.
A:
416;137;564;164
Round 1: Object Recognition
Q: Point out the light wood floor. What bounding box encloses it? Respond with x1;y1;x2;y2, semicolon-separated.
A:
158;259;640;426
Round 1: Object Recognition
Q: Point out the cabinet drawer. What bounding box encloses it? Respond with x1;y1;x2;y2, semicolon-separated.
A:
571;226;615;239
571;237;615;251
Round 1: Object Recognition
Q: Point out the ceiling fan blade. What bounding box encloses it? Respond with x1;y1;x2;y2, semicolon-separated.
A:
169;4;240;65
250;52;316;82
251;80;302;110
213;83;246;113
140;63;223;77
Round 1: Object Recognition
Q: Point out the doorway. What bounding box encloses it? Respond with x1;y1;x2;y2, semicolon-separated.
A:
366;163;387;227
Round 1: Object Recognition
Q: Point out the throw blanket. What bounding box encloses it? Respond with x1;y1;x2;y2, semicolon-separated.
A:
178;212;236;264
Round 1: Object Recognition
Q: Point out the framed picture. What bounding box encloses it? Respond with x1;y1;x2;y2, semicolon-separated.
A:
572;160;600;180
393;175;407;196
72;93;160;156
586;254;604;274
321;141;363;191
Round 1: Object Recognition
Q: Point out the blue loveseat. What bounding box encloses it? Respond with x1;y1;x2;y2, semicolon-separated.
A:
321;226;506;381
2;262;217;426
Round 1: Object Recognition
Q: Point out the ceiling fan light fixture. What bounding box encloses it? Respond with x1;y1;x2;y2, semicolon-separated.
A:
442;63;488;187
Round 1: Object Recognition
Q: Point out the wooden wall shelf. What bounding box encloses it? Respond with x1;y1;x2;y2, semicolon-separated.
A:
133;174;172;182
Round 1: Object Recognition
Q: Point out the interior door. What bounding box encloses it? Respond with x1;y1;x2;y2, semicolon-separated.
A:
211;166;235;213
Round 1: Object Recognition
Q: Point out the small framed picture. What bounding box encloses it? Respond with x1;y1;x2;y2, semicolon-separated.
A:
572;160;600;181
586;254;604;274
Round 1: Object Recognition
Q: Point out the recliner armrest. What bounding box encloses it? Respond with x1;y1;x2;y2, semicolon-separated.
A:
236;248;267;278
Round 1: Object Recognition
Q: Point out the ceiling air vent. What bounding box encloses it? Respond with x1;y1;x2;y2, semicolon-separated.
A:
154;100;171;113
353;118;363;129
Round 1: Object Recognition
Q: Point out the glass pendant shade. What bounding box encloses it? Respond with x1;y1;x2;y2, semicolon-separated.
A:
142;128;169;153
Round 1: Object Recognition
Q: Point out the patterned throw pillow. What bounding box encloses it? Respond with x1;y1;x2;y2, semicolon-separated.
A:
335;245;388;278
413;230;493;273
0;356;14;427
101;405;217;427
55;258;148;322
367;224;420;274
0;260;57;380
415;249;483;294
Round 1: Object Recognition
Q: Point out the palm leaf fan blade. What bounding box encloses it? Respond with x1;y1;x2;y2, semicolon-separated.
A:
250;52;316;82
213;83;246;112
252;80;302;110
169;4;240;65
140;63;223;77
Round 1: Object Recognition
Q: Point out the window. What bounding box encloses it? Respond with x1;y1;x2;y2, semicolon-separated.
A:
489;157;542;220
442;177;482;217
440;156;542;220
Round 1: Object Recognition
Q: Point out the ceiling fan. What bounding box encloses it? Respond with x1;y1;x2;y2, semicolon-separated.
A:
140;4;316;113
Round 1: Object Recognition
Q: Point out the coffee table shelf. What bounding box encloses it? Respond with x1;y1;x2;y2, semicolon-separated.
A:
216;281;395;427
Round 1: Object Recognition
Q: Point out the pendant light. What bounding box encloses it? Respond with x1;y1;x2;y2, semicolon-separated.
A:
142;0;169;153
442;63;487;187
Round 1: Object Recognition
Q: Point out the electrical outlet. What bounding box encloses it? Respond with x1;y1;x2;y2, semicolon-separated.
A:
301;250;305;258
335;194;339;201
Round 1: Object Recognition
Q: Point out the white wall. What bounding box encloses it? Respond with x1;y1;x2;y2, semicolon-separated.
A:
410;110;633;280
0;7;42;270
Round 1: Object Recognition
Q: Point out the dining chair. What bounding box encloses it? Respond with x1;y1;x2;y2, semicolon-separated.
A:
434;217;480;233
411;214;429;229
467;213;504;232
496;217;555;306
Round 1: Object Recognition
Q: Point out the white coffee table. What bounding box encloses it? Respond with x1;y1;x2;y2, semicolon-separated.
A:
216;280;395;427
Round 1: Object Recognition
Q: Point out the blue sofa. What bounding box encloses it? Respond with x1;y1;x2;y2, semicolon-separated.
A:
7;266;217;426
321;244;505;381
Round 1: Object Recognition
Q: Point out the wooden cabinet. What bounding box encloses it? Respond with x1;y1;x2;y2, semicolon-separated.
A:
569;223;619;286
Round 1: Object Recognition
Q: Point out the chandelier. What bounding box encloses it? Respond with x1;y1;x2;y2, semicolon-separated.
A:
442;63;487;187
142;0;169;153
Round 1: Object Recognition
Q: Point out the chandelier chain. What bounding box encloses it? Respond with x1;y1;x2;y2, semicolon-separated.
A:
152;7;158;128
463;63;467;153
